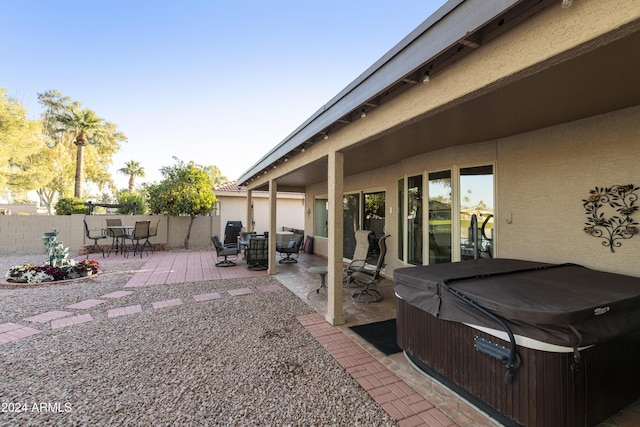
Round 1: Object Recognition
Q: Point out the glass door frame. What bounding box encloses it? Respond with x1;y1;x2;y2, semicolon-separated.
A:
397;162;496;265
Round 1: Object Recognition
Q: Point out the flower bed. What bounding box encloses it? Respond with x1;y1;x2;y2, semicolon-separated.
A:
5;259;100;284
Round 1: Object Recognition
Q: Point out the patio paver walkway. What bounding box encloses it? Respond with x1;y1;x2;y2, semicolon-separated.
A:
50;314;93;330
0;322;41;344
297;313;456;427
107;305;143;318
123;251;267;288
24;310;73;323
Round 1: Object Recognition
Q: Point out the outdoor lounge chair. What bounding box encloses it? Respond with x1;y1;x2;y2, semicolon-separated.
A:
83;219;106;259
344;230;373;286
276;233;304;264
212;235;240;267
245;236;268;271
349;234;390;303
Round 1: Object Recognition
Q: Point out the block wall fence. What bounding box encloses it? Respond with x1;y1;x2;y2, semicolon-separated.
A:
0;214;222;254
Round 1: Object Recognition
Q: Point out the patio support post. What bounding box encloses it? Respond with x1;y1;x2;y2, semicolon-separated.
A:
327;151;345;325
246;189;253;232
268;179;277;275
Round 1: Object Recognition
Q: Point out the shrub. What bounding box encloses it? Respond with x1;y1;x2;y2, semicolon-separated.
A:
55;197;88;215
116;191;148;214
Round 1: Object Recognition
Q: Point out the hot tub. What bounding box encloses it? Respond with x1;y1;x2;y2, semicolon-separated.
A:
394;259;640;427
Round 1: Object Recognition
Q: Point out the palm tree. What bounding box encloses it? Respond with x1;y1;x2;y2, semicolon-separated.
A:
57;108;108;198
118;160;146;192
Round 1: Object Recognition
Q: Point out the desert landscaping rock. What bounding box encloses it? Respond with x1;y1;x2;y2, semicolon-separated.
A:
0;252;396;426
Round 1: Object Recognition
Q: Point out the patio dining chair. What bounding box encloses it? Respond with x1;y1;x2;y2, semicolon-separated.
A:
142;219;161;254
125;220;151;258
105;218;124;256
83;219;106;259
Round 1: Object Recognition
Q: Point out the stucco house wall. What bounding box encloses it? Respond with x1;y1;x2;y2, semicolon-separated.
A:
497;106;639;275
305;105;640;278
288;1;640;279
215;185;304;235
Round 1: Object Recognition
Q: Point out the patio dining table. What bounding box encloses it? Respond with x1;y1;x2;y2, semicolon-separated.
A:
106;225;134;256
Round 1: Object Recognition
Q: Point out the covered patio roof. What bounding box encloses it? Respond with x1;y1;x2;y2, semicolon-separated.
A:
239;0;640;192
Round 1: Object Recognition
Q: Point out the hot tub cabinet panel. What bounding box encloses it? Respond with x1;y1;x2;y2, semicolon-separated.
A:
394;259;640;427
398;299;640;426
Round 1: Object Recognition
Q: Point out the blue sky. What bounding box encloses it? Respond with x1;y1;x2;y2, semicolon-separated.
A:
2;0;446;191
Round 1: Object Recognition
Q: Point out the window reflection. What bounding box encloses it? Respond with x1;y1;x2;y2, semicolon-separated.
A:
314;197;328;238
460;165;494;260
408;175;423;265
343;194;360;259
428;171;452;264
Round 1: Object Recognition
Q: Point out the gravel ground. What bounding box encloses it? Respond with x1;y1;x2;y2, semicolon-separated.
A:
0;253;397;426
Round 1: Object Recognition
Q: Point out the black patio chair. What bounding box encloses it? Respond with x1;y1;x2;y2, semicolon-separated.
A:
125;220;151;258
276;234;304;264
142;219;161;254
245;236;269;271
105;218;124;256
212;235;240;267
83;219;106;259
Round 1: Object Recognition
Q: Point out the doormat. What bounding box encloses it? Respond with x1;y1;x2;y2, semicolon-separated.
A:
349;318;402;356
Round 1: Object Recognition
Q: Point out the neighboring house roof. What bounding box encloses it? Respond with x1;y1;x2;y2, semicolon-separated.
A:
215;182;247;193
214;182;303;197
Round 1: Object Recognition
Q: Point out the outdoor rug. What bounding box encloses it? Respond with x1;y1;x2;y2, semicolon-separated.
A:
349;319;402;356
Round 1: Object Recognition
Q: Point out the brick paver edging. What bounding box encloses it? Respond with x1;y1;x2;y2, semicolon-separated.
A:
296;313;456;427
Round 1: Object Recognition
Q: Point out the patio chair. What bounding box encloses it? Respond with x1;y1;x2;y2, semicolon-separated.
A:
125;220;151;258
343;230;373;286
212;235;240;267
83;219;106;259
276;233;304;264
105;218;124;256
142;219;161;253
245;236;269;271
351;234;389;303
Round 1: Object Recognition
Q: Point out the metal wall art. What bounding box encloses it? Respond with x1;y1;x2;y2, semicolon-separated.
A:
583;184;638;253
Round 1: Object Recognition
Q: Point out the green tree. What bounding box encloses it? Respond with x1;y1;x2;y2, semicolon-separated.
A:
57;108;109;199
207;165;230;187
36;90;126;206
147;158;216;249
0;88;48;199
118;160;145;192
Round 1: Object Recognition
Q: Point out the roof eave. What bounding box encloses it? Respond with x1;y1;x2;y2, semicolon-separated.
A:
237;0;521;186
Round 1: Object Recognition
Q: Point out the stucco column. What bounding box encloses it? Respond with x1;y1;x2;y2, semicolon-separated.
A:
246;189;253;232
268;179;277;275
327;151;345;325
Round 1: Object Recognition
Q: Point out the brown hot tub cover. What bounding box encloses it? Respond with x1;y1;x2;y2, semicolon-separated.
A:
394;258;640;348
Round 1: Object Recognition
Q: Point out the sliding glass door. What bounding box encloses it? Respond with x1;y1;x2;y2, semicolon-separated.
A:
460;165;494;260
428;171;452;264
398;164;494;264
